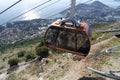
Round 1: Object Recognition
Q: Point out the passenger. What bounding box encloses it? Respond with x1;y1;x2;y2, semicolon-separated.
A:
60;18;79;27
60;18;92;36
79;22;92;37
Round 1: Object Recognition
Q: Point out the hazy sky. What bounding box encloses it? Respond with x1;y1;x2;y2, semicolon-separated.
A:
0;0;120;25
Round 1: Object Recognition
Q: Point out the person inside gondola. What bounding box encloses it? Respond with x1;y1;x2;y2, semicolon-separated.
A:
60;18;92;37
79;21;92;37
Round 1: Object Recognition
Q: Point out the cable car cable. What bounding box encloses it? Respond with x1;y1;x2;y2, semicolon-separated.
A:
46;6;69;19
1;0;52;25
46;0;94;19
37;0;62;11
0;0;22;15
1;0;93;25
21;0;63;20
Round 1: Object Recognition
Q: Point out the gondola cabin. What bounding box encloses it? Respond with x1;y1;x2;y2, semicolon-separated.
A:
44;18;91;57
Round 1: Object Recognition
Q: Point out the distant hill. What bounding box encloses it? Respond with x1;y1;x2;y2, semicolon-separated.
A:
117;6;120;9
90;1;109;8
114;6;120;16
61;1;120;22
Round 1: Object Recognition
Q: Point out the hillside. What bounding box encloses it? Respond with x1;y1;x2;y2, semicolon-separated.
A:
61;1;120;22
0;19;53;45
0;21;120;80
0;25;4;32
0;1;120;46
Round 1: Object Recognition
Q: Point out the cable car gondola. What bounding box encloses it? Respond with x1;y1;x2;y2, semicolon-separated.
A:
44;18;91;57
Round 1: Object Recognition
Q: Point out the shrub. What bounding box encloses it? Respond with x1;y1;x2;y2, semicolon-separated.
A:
91;33;99;40
25;52;36;61
17;51;26;57
36;46;49;58
8;58;19;67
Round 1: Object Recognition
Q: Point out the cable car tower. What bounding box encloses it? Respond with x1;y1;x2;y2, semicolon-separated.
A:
70;0;76;18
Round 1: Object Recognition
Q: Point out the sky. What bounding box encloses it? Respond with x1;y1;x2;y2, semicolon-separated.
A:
0;0;120;25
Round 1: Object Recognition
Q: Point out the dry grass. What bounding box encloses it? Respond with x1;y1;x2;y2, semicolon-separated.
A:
1;21;120;80
87;36;120;79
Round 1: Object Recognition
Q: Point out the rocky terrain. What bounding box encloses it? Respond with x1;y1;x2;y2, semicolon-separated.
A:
0;20;119;80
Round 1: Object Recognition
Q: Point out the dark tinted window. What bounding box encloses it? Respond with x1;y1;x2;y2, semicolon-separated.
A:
45;26;90;54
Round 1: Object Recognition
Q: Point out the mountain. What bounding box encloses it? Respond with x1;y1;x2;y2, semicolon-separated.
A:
77;1;112;17
115;6;120;15
117;6;120;9
90;1;109;8
61;1;119;22
76;1;109;10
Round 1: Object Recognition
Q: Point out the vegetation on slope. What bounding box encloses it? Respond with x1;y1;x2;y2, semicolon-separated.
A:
0;37;43;53
0;21;120;80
